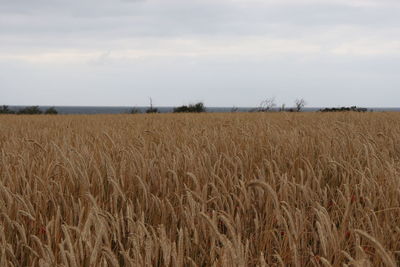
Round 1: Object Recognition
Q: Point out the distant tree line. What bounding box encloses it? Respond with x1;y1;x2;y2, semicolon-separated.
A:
319;106;368;112
144;98;206;113
129;101;206;114
250;98;307;112
0;105;58;115
1;100;370;116
0;105;14;114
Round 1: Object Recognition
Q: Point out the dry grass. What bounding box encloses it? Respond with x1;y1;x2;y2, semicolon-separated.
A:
0;112;400;266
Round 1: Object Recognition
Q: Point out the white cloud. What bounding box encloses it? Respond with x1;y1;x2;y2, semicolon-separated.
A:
331;40;400;56
0;37;324;64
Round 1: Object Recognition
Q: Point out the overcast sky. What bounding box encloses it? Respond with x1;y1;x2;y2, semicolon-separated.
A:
1;0;399;107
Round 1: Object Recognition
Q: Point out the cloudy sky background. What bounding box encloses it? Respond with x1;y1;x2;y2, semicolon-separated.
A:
1;0;399;107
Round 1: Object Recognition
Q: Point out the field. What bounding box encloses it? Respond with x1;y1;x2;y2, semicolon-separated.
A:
0;112;400;266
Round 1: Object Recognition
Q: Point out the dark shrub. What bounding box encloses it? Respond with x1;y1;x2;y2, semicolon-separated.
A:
173;102;206;113
173;105;190;113
0;105;15;114
145;107;159;113
45;107;58;115
17;106;43;115
146;97;159;113
129;107;141;114
319;106;368;112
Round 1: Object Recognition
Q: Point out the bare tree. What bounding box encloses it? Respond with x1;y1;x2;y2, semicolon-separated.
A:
295;98;306;112
259;97;276;112
146;97;159;113
231;106;239;113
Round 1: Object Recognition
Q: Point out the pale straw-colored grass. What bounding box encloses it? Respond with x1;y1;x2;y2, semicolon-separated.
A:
0;112;399;266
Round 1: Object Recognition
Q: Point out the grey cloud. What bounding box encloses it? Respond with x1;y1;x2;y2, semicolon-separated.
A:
1;0;400;107
1;1;399;38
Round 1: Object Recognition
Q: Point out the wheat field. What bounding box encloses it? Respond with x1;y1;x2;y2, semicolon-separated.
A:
0;112;400;266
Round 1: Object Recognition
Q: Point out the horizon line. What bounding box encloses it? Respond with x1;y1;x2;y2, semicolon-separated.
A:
4;104;400;109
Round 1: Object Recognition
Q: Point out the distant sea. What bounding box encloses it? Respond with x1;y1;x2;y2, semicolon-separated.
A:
7;106;400;114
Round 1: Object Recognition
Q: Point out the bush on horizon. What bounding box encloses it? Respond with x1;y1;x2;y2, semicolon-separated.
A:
319;106;368;112
17;106;43;115
0;105;15;114
145;107;159;113
45;107;58;115
129;107;142;114
173;102;206;113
